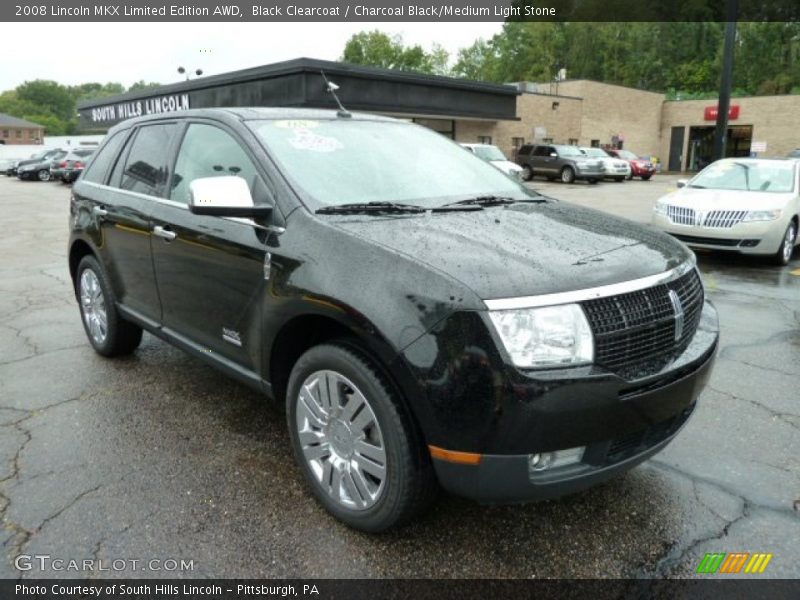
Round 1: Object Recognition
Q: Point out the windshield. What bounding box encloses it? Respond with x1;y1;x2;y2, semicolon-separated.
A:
249;119;537;209
690;160;796;193
556;145;584;157
473;145;507;161
581;148;609;158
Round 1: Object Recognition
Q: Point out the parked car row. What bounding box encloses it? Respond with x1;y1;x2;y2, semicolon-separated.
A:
2;147;95;183
514;144;655;184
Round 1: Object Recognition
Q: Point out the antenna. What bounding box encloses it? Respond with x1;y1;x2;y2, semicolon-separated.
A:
320;70;351;118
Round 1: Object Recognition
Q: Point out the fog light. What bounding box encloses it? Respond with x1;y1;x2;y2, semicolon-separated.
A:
528;453;553;472
528;447;585;474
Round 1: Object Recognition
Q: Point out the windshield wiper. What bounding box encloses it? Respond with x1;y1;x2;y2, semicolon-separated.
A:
441;195;546;208
316;201;427;215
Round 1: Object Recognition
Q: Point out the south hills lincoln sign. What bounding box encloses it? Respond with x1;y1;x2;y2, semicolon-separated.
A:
90;93;191;124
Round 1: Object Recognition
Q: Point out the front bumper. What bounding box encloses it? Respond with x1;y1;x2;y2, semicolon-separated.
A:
653;214;786;255
632;164;656;176
575;166;605;179
401;298;718;503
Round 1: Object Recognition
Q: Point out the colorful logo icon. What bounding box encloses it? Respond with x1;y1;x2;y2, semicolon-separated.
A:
696;552;773;574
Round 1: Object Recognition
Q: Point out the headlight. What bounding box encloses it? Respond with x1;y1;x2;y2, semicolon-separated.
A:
653;201;669;215
488;304;593;368
742;209;781;222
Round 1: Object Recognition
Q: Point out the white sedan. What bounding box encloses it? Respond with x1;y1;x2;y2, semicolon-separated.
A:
461;143;523;180
579;147;631;181
652;158;800;265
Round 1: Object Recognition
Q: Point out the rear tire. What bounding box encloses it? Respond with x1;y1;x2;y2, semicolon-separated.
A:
625;172;634;181
287;342;437;531
774;221;797;266
588;178;599;185
615;177;625;183
75;255;142;356
561;166;576;184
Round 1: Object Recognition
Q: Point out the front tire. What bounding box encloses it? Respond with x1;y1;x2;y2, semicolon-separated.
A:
37;169;51;182
588;178;599;185
561;166;576;184
287;343;437;531
521;165;533;181
774;221;797;266
625;171;634;181
641;175;652;181
75;255;142;356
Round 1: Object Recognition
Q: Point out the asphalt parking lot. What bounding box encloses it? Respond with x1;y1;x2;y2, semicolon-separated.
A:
0;174;797;579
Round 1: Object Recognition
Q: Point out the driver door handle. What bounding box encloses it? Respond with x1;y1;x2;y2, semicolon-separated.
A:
153;225;177;241
92;206;108;217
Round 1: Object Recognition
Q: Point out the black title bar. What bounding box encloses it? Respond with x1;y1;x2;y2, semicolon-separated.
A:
4;0;800;22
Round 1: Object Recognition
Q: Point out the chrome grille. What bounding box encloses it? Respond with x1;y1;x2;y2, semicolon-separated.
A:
581;268;704;379
702;210;747;228
666;205;695;226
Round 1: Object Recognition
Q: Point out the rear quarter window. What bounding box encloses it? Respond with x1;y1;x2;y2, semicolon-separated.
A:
82;132;125;184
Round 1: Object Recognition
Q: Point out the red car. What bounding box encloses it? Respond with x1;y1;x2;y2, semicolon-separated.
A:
606;149;655;180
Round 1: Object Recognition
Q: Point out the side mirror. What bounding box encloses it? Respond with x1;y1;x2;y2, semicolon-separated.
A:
189;176;272;218
676;179;688;188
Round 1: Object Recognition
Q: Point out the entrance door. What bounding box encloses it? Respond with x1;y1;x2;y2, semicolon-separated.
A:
668;126;685;172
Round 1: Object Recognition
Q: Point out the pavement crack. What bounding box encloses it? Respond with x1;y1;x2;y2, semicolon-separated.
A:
708;385;800;432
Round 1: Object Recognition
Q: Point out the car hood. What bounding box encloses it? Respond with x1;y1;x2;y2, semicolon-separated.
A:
328;201;692;301
661;187;793;211
18;160;50;170
490;160;523;173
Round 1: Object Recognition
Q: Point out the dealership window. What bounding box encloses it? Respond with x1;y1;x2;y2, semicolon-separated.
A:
116;123;178;198
170;123;262;204
15;130;21;138
1;130;7;138
568;138;578;146
27;130;35;139
590;139;600;147
542;137;554;143
512;137;524;148
477;136;492;144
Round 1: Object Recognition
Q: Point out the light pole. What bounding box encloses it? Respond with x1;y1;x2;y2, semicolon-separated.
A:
177;66;204;81
712;0;738;161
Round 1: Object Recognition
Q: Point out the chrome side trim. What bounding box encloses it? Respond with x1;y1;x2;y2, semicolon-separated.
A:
484;261;696;311
79;180;285;233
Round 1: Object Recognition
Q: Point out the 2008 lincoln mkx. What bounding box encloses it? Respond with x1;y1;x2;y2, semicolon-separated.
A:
69;107;719;531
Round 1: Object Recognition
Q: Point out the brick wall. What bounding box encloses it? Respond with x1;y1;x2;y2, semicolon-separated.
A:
555;80;664;158
0;127;44;146
661;96;800;171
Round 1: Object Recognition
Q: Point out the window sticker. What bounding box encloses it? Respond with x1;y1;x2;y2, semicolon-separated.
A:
287;128;343;153
274;119;320;129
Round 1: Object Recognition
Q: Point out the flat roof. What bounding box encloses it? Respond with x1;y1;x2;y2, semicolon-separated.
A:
76;58;520;131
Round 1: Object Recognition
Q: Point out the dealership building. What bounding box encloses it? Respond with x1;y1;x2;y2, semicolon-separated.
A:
77;58;800;172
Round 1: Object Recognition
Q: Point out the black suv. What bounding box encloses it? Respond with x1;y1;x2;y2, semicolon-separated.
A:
69;108;718;531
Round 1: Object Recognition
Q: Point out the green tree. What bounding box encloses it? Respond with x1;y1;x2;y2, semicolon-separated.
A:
127;80;162;93
341;30;449;75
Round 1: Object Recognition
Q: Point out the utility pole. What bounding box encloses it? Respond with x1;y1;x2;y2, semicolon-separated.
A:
713;0;738;161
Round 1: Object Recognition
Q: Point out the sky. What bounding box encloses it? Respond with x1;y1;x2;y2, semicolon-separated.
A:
1;22;503;91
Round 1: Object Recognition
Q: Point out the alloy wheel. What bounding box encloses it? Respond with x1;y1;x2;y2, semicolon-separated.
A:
295;370;387;511
783;223;797;263
38;169;51;182
79;269;108;344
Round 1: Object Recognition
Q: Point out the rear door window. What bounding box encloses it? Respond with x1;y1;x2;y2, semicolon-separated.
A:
117;123;178;198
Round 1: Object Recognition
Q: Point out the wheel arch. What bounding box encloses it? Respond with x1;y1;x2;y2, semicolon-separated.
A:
68;238;96;284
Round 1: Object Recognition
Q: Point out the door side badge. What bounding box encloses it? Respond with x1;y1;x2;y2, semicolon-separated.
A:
222;328;243;347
